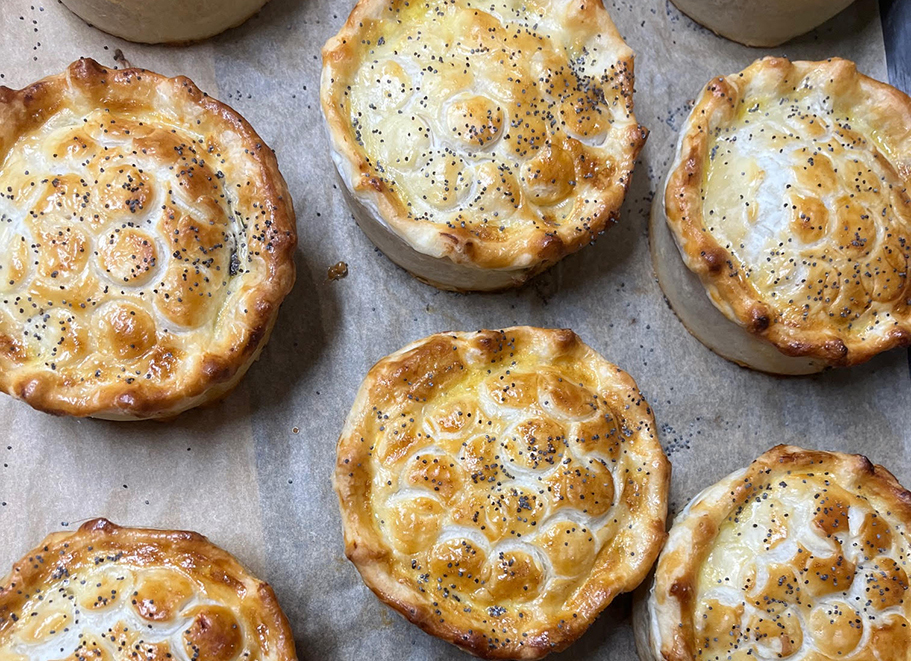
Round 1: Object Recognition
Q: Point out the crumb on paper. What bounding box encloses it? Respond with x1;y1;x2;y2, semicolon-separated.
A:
328;261;349;281
113;49;133;69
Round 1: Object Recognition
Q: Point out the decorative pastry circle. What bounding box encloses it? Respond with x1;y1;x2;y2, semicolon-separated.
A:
0;518;297;660
0;59;296;419
635;445;911;660
334;327;670;659
658;58;911;374
669;0;855;47
320;0;647;292
60;0;269;44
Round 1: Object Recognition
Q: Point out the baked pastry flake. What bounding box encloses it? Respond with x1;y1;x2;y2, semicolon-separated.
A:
0;59;296;419
635;444;911;660
320;0;647;291
0;518;297;660
334;327;670;659
658;58;911;374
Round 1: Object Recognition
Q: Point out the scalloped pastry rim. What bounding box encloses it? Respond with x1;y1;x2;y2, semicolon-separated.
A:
663;57;911;367
319;0;647;289
634;443;911;661
0;58;297;419
333;326;671;659
0;517;297;660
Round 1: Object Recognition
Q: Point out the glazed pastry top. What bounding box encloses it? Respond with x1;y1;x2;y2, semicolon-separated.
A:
0;519;297;661
335;327;669;659
322;0;646;272
665;58;911;365
0;59;295;418
644;445;911;660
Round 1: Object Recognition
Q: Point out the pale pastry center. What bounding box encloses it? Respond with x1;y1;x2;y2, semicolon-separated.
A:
343;0;633;233
370;364;631;625
694;476;911;659
0;107;247;385
702;90;911;337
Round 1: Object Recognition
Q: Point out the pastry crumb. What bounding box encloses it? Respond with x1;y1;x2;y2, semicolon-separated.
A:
328;261;349;280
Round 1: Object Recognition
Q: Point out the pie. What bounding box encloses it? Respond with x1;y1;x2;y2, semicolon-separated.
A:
60;0;270;43
321;0;647;291
655;58;911;374
0;518;297;660
635;444;911;660
669;0;855;47
334;327;670;659
0;59;296;419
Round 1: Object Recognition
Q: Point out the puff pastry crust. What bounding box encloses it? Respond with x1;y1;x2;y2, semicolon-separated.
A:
0;59;296;419
635;445;911;661
320;0;647;291
660;58;911;372
0;518;297;661
334;327;670;659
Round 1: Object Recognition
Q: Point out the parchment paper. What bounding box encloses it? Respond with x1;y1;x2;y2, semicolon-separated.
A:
0;1;906;659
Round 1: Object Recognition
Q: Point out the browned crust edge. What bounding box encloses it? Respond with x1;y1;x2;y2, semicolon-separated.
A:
664;57;911;367
0;517;297;659
333;327;670;659
320;0;648;279
0;58;297;419
651;444;911;661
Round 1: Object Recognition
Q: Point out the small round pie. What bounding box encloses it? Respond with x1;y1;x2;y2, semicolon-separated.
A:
0;518;297;660
0;59;296;419
320;0;647;291
655;58;911;374
334;327;670;659
669;0;855;47
634;445;911;660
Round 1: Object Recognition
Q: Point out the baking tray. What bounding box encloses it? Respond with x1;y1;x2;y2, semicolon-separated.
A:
0;0;907;658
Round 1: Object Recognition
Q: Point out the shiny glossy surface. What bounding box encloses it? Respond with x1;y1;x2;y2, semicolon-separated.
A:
335;327;669;659
0;59;296;418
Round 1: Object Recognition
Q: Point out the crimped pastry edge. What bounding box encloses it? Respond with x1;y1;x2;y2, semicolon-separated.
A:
0;59;297;420
334;327;671;659
0;517;298;660
633;444;911;661
663;57;911;368
650;181;827;375
319;0;647;291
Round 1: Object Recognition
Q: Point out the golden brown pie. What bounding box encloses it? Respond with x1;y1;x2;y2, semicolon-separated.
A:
320;0;647;291
0;518;297;660
669;0;855;47
635;445;911;661
334;327;670;659
655;58;911;374
0;59;296;419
